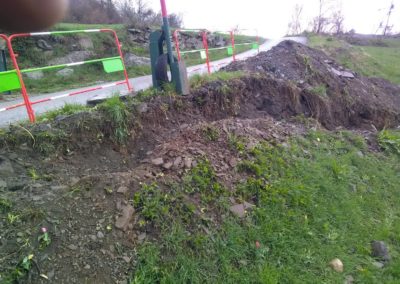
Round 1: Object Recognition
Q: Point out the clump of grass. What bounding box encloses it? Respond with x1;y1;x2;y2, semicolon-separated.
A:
0;198;12;213
98;95;129;144
378;129;400;155
190;71;244;89
202;125;220;141
36;104;90;123
310;84;327;97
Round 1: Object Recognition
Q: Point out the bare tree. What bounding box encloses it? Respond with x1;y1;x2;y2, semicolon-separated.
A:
288;4;304;35
330;10;345;34
311;0;331;34
383;2;395;35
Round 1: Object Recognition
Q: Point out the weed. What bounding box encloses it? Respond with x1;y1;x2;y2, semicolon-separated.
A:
38;227;51;249
227;133;246;153
378;129;400;155
0;198;12;213
310;84;327;97
36;104;89;123
28;168;40;180
99;95;129;144
7;213;20;225
202;125;220;141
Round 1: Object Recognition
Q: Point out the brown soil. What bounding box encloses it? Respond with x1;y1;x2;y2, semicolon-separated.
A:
224;40;400;130
1;41;399;283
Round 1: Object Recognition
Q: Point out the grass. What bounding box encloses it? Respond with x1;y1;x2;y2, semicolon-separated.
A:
308;34;400;84
36;103;90;122
310;84;327;97
130;130;400;283
190;71;245;89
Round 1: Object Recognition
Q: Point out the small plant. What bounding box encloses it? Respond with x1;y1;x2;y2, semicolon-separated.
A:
310;84;327;97
202;125;220;142
378;129;400;155
228;133;246;153
0;198;12;213
99;95;129;144
28;168;40;180
190;71;244;89
38;227;51;249
36;104;89;123
7;213;20;224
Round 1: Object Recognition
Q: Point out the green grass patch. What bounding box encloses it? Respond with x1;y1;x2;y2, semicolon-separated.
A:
190;71;244;89
36;104;90;122
308;34;400;84
131;130;400;283
378;129;400;155
310;84;327;97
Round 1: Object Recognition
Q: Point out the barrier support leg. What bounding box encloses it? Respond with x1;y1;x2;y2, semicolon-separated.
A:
104;29;133;92
202;32;211;74
6;37;35;122
173;30;181;61
230;31;236;62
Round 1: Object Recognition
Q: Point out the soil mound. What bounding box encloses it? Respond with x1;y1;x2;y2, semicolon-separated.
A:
224;40;400;130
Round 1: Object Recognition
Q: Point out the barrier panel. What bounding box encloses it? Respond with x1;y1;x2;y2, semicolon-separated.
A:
2;29;132;122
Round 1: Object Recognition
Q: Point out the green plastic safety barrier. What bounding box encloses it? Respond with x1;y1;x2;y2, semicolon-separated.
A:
0;70;21;92
227;47;233;55
252;43;259;50
102;58;124;73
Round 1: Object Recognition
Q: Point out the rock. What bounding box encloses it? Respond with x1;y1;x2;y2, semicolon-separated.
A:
56;68;74;77
229;158;237;168
151;158;164;166
79;37;94;49
117;186;129;194
26;71;44;80
67;244;78;251
137;103;148;113
49;51;93;65
330;67;355;79
84;264;91;270
122;256;131;263
163;162;173;170
329;258;344;273
50;185;69;191
371;241;391;262
372;261;384;269
173;157;183;169
230;204;246;218
344;275;354;284
184;157;193;169
0;179;7;189
124;53;151;67
243;201;255;210
138;233;146;242
37;39;53;50
115;205;135;231
0;156;15;177
97;231;105;239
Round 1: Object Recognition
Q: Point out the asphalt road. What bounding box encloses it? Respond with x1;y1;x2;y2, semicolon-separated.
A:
0;37;306;126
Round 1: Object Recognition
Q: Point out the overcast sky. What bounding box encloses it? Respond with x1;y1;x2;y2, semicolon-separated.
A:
144;0;400;38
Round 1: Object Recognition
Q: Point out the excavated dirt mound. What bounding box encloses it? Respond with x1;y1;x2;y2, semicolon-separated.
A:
224;40;400;130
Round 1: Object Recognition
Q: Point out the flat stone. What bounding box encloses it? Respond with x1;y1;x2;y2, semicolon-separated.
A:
163;162;173;170
122;256;131;263
56;68;74;77
97;231;105;239
0;156;15;177
230;204;246;218
117;186;129;194
243;201;256;210
184;157;193;169
344;275;354;284
173;157;183;169
115;205;135;231
372;261;384;269
371;241;391;262
329;258;344;273
330;67;355;79
67;244;78;251
151;158;164;166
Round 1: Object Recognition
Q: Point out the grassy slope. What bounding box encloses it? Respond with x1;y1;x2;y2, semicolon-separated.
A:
308;34;400;84
131;129;400;283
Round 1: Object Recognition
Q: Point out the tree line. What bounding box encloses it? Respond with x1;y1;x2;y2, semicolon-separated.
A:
65;0;183;28
288;0;395;36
